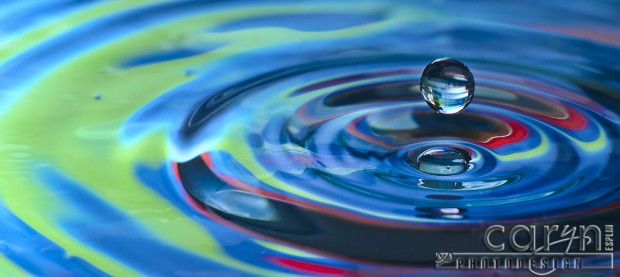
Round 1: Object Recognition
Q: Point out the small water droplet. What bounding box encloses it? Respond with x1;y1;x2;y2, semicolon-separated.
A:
419;57;474;114
411;146;470;175
94;94;102;100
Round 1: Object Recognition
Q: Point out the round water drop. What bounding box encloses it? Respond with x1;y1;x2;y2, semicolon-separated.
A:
413;147;470;175
419;57;475;114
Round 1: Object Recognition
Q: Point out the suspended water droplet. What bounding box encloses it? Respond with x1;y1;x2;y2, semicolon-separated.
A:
411;146;470;175
419;57;475;114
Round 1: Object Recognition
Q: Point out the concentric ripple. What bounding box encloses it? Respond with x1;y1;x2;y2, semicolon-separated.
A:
0;0;619;275
177;56;620;223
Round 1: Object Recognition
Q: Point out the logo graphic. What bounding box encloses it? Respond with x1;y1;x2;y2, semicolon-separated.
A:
436;224;614;275
435;253;454;266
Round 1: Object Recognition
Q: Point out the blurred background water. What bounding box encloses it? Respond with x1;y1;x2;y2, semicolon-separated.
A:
0;1;619;276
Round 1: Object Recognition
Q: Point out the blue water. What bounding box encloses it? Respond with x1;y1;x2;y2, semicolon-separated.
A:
0;1;619;276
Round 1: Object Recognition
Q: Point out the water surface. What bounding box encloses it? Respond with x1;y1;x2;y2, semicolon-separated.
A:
0;1;619;276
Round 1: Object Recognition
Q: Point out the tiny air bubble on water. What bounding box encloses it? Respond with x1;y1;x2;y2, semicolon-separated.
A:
419;57;475;114
412;146;470;175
